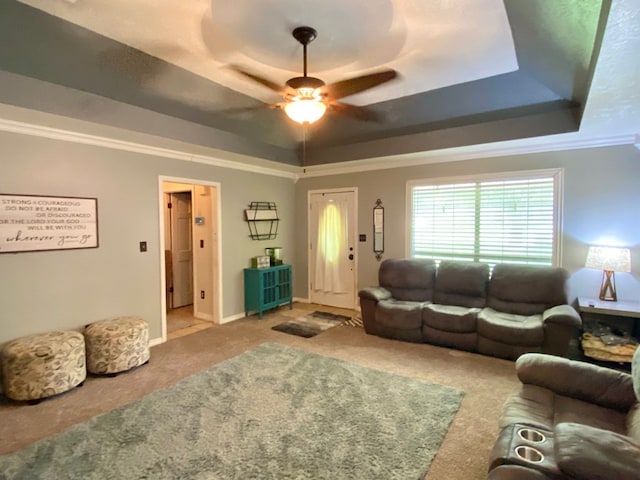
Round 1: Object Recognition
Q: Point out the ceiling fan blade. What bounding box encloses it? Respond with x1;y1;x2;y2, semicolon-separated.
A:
323;69;398;100
227;65;283;93
330;101;385;122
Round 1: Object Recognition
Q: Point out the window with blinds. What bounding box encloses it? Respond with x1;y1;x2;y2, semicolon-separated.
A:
408;170;561;266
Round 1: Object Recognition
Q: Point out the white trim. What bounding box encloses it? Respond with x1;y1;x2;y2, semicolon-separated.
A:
0;117;299;180
406;167;563;188
221;312;246;324
301;134;637;178
158;175;223;344
1;115;638;179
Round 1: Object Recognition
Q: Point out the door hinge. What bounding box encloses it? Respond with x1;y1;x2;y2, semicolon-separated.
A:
169;286;174;293
167;202;172;209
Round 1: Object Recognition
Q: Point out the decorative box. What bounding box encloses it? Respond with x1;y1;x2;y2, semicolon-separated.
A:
251;255;271;269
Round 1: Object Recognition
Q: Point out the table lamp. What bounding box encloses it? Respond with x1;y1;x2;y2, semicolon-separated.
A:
585;246;631;301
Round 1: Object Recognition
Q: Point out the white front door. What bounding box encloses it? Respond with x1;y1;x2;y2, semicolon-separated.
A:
309;190;357;309
170;192;193;308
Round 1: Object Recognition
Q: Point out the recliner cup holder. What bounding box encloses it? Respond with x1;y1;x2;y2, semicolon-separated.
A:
517;428;546;443
515;445;544;463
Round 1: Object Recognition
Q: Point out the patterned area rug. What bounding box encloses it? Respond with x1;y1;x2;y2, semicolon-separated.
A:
272;310;353;338
0;343;464;480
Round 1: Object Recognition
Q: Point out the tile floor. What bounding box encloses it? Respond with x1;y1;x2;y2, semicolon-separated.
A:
166;306;214;340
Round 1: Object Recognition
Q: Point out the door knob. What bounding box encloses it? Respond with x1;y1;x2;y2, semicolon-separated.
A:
348;254;354;260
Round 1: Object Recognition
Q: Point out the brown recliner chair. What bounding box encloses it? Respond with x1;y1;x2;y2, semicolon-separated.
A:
488;348;640;479
477;264;581;360
359;258;436;342
422;260;490;352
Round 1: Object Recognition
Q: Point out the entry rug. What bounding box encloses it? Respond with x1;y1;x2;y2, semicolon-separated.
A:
272;310;351;338
0;343;464;480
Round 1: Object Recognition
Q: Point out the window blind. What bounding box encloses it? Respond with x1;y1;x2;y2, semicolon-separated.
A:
410;175;557;266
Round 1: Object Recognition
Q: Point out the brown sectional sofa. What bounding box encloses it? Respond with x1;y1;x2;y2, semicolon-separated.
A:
487;349;640;479
359;258;582;360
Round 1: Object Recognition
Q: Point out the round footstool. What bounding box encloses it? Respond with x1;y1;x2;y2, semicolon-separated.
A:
84;316;150;375
1;331;86;403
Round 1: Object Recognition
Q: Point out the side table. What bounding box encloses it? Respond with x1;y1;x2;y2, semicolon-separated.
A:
244;264;293;318
577;297;640;363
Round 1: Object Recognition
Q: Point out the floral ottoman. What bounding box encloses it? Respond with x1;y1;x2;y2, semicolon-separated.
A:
1;330;86;402
84;316;150;375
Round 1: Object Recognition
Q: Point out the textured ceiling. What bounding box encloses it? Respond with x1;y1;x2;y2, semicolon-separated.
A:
0;0;637;167
17;0;520;106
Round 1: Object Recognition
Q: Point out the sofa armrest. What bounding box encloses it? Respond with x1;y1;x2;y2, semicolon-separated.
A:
542;304;581;328
555;422;640;480
358;287;392;302
488;465;552;480
516;353;635;411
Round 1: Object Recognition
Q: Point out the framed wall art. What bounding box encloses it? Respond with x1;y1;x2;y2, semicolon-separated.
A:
0;194;99;253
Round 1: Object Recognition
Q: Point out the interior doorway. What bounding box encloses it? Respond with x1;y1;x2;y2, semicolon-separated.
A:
159;178;221;341
308;188;358;309
165;191;194;309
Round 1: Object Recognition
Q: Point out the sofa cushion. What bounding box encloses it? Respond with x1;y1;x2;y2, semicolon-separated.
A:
487;264;569;315
478;337;539;361
515;353;636;412
376;299;424;330
499;384;555;430
628;404;640;443
554;395;628;435
422;325;477;351
378;258;436;302
555;422;640;480
478;308;544;346
499;385;628;435
422;304;479;333
432;260;489;308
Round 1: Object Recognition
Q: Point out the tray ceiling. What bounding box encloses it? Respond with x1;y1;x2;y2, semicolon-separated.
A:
1;0;637;167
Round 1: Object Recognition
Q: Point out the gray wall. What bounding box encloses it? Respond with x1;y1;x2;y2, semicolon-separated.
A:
293;144;640;303
2;126;639;346
0;130;295;344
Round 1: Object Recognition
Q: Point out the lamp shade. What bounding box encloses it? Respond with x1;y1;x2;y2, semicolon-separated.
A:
585;246;631;272
284;98;327;125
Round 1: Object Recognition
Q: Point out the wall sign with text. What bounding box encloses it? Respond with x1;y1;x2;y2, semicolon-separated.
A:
0;194;99;253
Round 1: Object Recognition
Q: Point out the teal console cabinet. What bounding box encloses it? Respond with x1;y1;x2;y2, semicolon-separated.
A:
244;265;292;318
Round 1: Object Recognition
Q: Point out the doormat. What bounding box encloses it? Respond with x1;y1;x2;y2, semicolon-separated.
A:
272;311;350;338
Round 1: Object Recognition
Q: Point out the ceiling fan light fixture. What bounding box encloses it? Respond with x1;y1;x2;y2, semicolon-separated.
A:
284;98;327;125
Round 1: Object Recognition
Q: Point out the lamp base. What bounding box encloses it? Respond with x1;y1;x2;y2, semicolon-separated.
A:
598;270;617;301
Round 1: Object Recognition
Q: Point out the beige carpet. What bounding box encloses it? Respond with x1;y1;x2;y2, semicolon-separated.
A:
0;303;519;480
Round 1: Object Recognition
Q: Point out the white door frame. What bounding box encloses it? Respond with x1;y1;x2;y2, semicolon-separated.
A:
307;187;358;309
158;176;222;342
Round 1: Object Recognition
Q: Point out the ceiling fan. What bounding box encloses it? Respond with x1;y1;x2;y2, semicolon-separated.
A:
229;26;398;125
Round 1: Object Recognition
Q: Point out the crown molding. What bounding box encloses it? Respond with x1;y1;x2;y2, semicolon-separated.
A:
0;117;300;181
300;133;638;178
0;115;637;180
